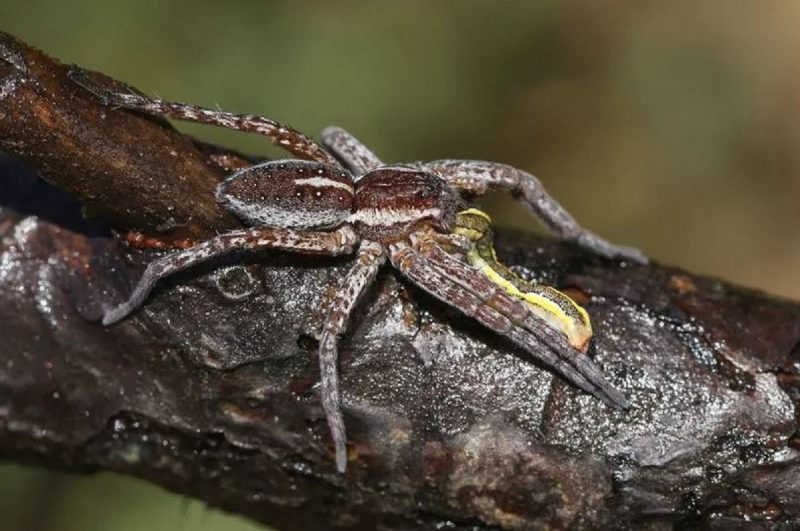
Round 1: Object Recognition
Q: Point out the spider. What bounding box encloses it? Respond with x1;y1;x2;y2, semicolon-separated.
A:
70;68;646;472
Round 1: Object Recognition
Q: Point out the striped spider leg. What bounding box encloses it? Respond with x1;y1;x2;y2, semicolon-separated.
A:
401;232;627;409
102;224;358;325
322;126;383;175
420;159;647;264
68;66;339;166
319;241;385;472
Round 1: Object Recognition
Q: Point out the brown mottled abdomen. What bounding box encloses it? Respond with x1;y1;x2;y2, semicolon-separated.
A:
216;160;354;229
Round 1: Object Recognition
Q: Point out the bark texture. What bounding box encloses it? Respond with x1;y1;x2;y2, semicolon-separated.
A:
1;31;800;530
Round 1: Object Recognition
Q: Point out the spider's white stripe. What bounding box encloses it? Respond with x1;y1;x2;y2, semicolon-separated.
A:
223;197;348;228
293;177;354;194
349;208;441;226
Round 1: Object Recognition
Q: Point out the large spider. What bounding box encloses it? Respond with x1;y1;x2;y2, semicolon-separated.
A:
71;69;646;472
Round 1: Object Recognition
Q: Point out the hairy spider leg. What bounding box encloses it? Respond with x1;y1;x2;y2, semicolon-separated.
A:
399;237;628;409
68;67;339;166
321;126;384;175
417;160;648;264
319;241;386;473
103;226;358;325
414;238;625;408
453;208;593;351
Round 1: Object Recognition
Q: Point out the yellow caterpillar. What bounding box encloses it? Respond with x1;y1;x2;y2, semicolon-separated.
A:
453;208;593;352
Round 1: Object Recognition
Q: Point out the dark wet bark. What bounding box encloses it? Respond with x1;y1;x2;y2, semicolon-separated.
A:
1;31;799;531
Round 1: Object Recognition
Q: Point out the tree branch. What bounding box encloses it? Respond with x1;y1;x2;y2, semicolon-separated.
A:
0;30;248;242
1;31;799;530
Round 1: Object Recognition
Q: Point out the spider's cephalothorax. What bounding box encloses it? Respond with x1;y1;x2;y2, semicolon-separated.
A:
351;167;462;241
72;68;647;473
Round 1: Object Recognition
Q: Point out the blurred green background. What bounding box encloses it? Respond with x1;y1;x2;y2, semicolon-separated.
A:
1;1;798;530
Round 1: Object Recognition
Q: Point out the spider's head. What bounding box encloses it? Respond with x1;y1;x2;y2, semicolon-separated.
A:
352;167;462;241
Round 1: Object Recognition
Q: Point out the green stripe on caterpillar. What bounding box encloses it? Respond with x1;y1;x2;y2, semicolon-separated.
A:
453;208;593;352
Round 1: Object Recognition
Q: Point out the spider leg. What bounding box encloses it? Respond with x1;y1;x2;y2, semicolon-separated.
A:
103;225;358;325
417;160;648;264
318;241;385;473
321;126;384;175
392;238;628;409
68;67;338;166
410;233;625;407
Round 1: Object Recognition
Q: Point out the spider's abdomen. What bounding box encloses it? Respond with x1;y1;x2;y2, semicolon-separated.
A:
216;160;354;229
352;168;460;241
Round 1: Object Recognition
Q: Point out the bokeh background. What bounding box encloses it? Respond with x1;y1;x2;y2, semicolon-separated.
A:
1;1;798;530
